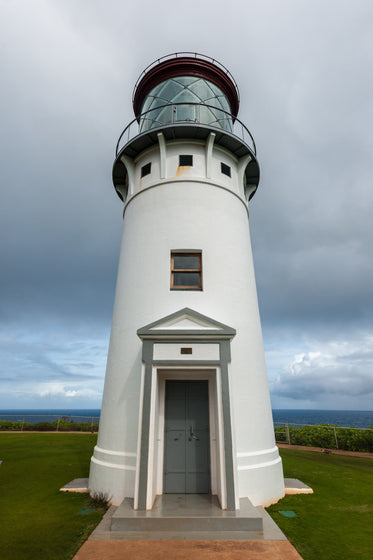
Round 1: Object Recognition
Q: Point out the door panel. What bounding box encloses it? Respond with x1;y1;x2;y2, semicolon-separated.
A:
164;380;210;493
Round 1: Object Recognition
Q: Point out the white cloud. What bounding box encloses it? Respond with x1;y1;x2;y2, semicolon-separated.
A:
271;336;373;409
36;382;101;400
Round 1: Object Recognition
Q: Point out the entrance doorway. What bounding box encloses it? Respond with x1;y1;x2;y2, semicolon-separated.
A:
163;380;210;494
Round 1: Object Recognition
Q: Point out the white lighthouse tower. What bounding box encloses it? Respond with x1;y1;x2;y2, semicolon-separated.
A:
89;53;284;511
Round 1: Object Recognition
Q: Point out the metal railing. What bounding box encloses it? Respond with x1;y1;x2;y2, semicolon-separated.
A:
115;102;257;157
132;52;240;105
1;415;371;452
0;414;100;432
274;421;373;451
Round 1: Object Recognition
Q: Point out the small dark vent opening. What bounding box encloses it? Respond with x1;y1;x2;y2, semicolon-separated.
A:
221;162;231;177
141;162;151;177
179;155;193;166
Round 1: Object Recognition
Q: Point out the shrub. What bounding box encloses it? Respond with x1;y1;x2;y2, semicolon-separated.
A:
89;491;111;507
53;420;81;431
26;421;55;431
275;424;373;453
0;420;27;431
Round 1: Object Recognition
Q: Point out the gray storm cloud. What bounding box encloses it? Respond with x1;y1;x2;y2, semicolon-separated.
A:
1;0;372;408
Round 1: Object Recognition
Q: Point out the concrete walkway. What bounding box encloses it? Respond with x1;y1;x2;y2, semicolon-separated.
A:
72;496;304;560
73;539;303;559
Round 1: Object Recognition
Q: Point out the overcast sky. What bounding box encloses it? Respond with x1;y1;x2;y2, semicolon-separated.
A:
1;0;372;411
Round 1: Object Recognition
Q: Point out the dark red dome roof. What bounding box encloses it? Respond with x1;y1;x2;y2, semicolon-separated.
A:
133;53;240;118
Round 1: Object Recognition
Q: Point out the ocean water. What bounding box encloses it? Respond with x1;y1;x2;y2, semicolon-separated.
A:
272;409;373;429
0;408;372;428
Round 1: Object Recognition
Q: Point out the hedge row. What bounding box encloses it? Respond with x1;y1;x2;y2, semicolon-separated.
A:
275;424;373;453
1;419;372;452
0;419;99;432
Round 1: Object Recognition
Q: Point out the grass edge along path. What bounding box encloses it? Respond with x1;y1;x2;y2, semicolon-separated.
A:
0;433;107;560
266;447;373;560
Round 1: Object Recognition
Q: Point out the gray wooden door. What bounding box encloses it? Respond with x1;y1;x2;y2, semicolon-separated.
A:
164;380;210;493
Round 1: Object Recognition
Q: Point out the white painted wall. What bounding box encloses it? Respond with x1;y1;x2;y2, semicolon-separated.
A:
89;138;284;507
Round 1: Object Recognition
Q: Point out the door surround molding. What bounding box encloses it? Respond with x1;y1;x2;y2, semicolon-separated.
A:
136;308;237;510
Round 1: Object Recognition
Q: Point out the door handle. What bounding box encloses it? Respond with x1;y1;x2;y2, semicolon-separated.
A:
189;426;199;441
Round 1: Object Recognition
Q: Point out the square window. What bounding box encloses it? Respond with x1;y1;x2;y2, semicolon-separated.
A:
179;155;193;166
221;162;231;177
141;162;151;177
171;252;202;290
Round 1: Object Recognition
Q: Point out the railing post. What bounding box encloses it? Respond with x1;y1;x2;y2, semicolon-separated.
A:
285;423;291;445
21;417;25;432
56;417;60;432
91;416;94;433
333;426;339;449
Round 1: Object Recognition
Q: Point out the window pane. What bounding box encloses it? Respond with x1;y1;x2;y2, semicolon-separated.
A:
148;96;168;111
141;163;151;177
173;89;200;104
142;96;154;112
208;82;226;97
173;272;200;286
173;255;200;269
199;105;217;126
157;79;183;101
176;104;196;122
204;96;222;109
221;162;231;177
173;76;199;86
179;155;193;167
154;105;173;125
188;79;215;102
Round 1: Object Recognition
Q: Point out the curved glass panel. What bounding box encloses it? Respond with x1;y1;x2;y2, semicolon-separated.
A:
173;76;200;86
139;77;233;132
172;89;201;104
176;104;196;122
188;79;216;100
157;80;184;101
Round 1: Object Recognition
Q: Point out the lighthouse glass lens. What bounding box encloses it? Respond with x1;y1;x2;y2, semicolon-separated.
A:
173;255;200;269
139;77;233;132
173;273;200;287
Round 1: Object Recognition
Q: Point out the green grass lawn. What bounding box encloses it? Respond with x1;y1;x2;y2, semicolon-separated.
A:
0;433;106;560
267;448;373;560
0;435;372;560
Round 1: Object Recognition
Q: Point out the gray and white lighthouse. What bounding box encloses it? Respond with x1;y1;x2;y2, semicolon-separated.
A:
89;53;284;511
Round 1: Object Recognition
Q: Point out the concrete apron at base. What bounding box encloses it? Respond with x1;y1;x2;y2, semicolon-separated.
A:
111;495;262;533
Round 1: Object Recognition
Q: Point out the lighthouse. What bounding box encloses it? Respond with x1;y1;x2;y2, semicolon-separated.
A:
89;53;284;511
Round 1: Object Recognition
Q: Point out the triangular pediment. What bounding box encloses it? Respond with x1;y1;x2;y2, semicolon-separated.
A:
150;313;222;331
137;308;235;339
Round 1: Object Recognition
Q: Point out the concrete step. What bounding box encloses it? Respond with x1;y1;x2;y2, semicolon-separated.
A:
111;494;263;533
